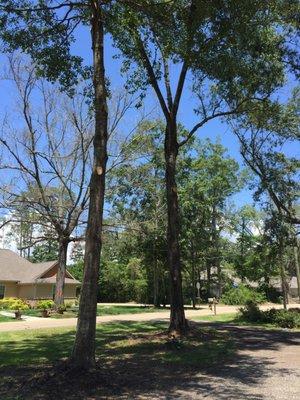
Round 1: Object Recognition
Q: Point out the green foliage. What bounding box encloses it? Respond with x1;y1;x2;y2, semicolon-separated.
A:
98;257;148;303
0;297;28;310
37;300;54;310
240;303;300;328
221;285;266;305
239;301;262;322
30;241;59;263
6;298;29;311
68;261;84;282
0;298;14;309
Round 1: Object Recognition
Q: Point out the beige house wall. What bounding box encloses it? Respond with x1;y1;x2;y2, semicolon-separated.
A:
35;284;77;299
18;284;35;299
0;281;18;298
1;281;77;300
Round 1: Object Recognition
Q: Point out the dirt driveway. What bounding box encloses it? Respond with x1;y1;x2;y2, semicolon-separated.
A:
171;325;300;400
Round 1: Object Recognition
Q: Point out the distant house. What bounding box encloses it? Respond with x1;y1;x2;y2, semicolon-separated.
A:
0;249;80;300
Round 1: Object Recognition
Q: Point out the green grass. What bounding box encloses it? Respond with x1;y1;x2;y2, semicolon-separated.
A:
0;320;235;368
192;313;238;323
0;315;16;323
96;305;165;316
193;312;300;330
14;305;165;319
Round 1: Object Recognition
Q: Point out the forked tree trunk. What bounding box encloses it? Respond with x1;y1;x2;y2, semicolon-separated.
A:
54;238;69;307
165;121;188;335
71;3;108;369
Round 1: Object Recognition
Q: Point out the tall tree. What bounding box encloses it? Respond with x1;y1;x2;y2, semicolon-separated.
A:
110;0;299;334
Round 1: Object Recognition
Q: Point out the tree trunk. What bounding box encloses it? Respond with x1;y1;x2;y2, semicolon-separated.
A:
153;254;160;307
206;264;211;296
280;262;288;311
54;238;69;307
165;120;188;335
71;3;108;369
294;240;300;302
191;243;196;308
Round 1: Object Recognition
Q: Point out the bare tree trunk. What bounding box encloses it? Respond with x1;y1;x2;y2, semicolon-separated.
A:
191;243;196;308
206;264;211;296
280;262;288;310
54;238;69;306
165;121;188;335
294;240;300;302
71;2;108;369
153;254;160;307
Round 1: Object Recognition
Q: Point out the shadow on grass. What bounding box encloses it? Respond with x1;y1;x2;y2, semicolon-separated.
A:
0;320;299;400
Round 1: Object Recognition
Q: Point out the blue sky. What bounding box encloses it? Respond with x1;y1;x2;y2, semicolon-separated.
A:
1;23;298;212
68;25;255;207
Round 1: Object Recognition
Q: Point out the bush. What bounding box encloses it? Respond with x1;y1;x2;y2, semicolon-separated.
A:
263;308;300;328
0;298;14;309
240;304;300;329
221;285;266;305
7;299;29;311
239;301;263;322
37;300;54;310
0;297;29;310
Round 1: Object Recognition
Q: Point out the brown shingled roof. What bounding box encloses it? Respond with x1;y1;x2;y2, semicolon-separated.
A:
0;249;80;284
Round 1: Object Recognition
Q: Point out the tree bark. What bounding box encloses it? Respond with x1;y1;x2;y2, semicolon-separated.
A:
294;241;300;302
54;237;69;307
165;120;188;335
280;262;288;311
71;2;108;369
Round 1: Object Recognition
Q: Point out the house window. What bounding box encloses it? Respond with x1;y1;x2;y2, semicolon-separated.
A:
0;285;5;299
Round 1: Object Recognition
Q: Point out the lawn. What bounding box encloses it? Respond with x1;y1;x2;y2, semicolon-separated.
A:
0;320;234;368
11;304;166;319
0;315;16;323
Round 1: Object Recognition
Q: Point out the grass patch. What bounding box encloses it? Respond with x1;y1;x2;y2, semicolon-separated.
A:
192;313;238;323
0;315;16;323
15;305;165;319
96;305;165;316
0;320;235;368
193;312;300;331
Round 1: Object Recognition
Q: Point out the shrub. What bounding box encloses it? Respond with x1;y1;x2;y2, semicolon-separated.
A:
37;300;54;310
239;301;263;322
0;297;28;310
240;305;300;329
221;285;266;305
7;299;29;311
272;310;300;329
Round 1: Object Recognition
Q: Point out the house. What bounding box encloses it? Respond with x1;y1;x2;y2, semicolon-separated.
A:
0;249;80;300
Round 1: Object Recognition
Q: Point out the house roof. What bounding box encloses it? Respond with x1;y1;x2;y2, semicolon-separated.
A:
0;249;80;285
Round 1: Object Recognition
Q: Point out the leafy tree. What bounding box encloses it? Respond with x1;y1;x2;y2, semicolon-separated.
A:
30;241;59;263
109;0;299;334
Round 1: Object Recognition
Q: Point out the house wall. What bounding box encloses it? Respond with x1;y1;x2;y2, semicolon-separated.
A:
1;281;77;300
0;281;18;298
35;284;77;299
18;284;35;300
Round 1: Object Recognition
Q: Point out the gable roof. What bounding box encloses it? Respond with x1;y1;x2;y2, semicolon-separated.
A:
0;249;79;284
